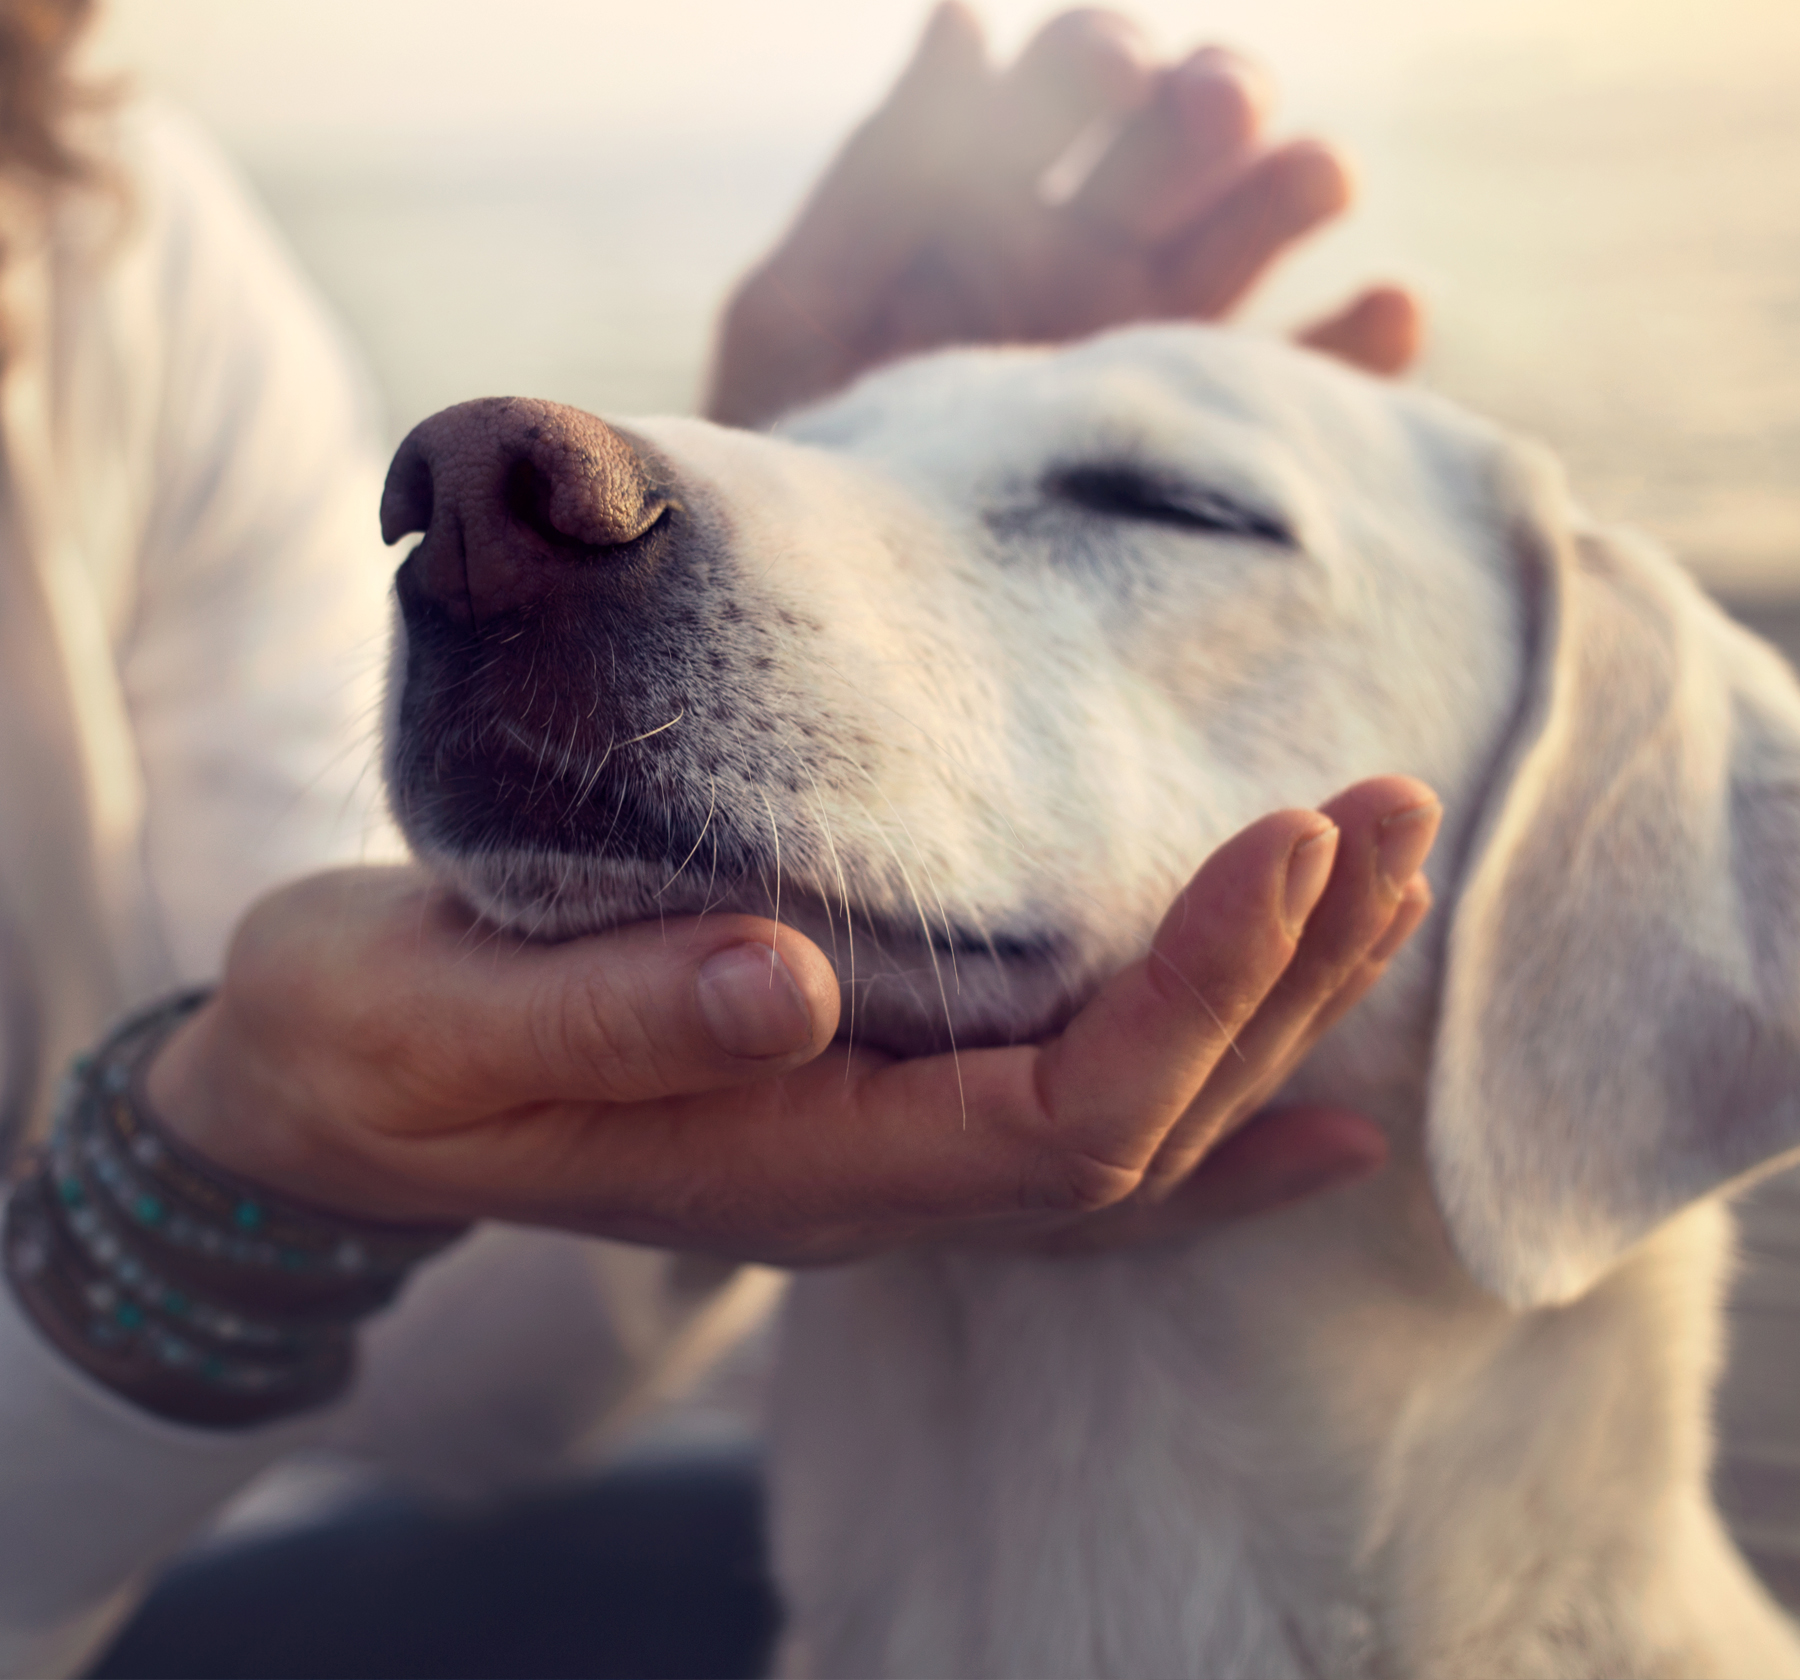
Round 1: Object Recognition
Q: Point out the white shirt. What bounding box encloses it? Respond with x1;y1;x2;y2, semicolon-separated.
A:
0;107;732;1678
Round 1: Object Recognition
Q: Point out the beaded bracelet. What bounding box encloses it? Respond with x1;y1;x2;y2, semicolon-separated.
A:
3;990;467;1428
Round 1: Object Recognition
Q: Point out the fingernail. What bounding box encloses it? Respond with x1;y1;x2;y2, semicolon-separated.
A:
1367;874;1432;964
1376;799;1441;898
1282;822;1339;938
696;944;815;1060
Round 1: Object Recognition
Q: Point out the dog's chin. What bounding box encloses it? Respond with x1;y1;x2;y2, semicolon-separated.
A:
423;844;1091;1058
427;847;709;941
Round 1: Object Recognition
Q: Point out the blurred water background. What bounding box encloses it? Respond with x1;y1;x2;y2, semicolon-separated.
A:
93;0;1800;599
87;0;1800;1610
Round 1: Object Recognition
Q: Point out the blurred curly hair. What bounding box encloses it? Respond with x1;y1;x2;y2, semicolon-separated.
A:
0;0;107;198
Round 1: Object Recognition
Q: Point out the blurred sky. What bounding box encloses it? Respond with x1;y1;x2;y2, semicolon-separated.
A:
82;0;1800;589
89;0;1800;162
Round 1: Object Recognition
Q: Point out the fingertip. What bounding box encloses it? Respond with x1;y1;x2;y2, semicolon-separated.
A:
1375;797;1442;899
687;917;840;1062
1062;40;1264;240
1179;1103;1388;1222
1351;284;1425;364
1316;775;1440;831
694;944;818;1061
1305;780;1441;923
765;920;845;1051
1178;805;1335;910
1151;806;1338;984
542;914;841;1097
887;2;988;122
1281;820;1340;940
913;0;987;76
1286;1106;1390;1179
1366;874;1433;965
1297;284;1427;377
1272;138;1356;223
1015;7;1154;114
1157;138;1355;320
1168;44;1272;144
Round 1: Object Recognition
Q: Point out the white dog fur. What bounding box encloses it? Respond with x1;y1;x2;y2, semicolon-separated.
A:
392;326;1800;1677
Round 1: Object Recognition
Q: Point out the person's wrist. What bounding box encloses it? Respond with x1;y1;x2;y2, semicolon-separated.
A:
144;995;421;1227
143;1003;258;1183
5;994;465;1427
143;1001;322;1204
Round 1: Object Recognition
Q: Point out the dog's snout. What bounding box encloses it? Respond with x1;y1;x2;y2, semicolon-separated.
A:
381;396;671;627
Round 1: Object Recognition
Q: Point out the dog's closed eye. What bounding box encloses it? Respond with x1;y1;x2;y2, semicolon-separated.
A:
1048;464;1294;547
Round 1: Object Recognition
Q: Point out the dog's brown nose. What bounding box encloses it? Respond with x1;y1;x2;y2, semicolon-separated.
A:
381;397;670;628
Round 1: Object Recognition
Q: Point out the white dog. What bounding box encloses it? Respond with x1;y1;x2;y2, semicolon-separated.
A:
383;326;1800;1678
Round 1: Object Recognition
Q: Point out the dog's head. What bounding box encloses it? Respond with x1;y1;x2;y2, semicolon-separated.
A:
383;325;1800;1308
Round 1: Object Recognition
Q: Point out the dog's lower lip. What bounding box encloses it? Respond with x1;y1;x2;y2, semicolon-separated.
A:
398;741;730;869
437;841;1063;968
926;927;1060;963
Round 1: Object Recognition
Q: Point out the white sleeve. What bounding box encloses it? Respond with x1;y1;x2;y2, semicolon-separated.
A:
316;1227;753;1500
88;113;760;1491
0;1283;329;1678
0;111;781;1670
0;109;388;1679
0;1220;757;1677
113;105;405;985
87;113;766;1493
0;111;733;1677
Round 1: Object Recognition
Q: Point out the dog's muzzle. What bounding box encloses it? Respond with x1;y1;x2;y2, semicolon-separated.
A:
381;397;728;871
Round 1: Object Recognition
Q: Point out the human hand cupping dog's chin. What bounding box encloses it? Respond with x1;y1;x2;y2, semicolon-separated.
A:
706;3;1423;430
142;778;1438;1266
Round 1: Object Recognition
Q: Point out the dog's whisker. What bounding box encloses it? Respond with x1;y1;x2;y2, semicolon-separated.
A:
566;733;618;817
657;778;718;900
786;749;849;978
618;708;685;749
700;818;725;918
862;797;966;1126
554;715;581;784
1146;943;1243;1061
759;788;785;976
880;789;964;998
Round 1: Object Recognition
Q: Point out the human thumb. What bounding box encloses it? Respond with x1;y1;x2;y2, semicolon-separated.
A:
491;912;843;1103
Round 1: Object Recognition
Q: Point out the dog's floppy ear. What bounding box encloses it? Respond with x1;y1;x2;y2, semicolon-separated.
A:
1427;445;1800;1309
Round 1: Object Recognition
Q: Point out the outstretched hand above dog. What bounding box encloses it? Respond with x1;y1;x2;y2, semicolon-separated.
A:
708;3;1422;428
145;780;1437;1262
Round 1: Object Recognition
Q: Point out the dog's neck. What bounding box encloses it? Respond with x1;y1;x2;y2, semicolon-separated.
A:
768;1021;1781;1678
